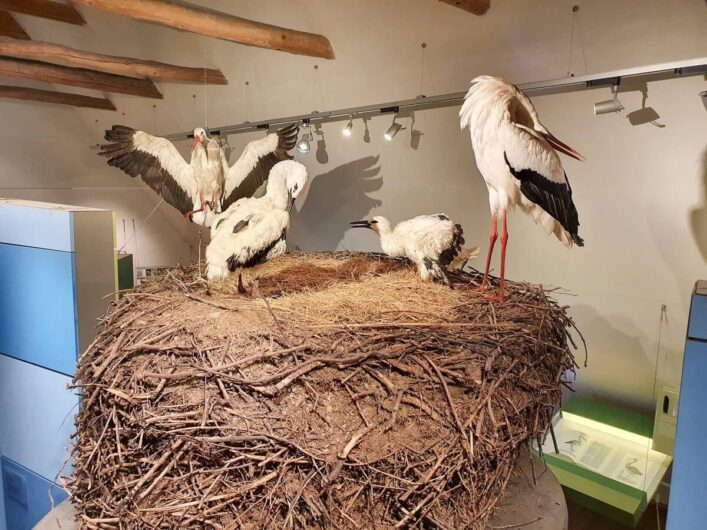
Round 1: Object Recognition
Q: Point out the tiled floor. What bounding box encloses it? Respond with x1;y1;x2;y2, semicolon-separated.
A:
568;502;667;530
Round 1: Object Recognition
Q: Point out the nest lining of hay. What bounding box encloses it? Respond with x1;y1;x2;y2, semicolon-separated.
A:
68;251;582;529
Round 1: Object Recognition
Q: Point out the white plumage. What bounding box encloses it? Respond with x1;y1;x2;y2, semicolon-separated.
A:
205;160;308;281
99;123;299;227
459;75;584;300
350;214;479;285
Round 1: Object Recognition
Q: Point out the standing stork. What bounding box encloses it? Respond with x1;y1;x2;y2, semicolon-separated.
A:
98;123;299;227
460;75;584;301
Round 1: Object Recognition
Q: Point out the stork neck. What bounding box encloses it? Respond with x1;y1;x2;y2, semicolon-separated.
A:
265;175;289;210
378;228;404;257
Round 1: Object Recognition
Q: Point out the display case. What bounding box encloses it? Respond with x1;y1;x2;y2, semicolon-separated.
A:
534;397;673;527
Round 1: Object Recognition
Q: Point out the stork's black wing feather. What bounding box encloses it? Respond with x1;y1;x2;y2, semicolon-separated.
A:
99;125;195;215
504;152;584;246
221;123;299;210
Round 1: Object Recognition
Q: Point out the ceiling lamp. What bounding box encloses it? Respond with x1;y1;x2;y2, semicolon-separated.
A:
384;115;402;141
594;84;624;115
342;117;353;137
296;122;312;154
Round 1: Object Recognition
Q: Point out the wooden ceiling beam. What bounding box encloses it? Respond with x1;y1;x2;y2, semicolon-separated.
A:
0;57;163;98
73;0;335;59
439;0;490;15
0;10;29;39
0;85;115;109
0;0;86;25
0;38;227;84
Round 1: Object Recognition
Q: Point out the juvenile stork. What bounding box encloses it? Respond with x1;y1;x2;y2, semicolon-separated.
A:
205;160;308;282
98;123;299;227
349;214;479;285
460;75;584;301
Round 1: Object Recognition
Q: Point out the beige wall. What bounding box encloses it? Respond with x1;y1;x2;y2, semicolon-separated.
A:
0;0;705;409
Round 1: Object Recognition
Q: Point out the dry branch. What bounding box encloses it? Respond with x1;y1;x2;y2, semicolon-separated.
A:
0;37;227;84
0;0;85;25
73;0;335;59
0;85;115;110
0;56;162;98
0;10;28;39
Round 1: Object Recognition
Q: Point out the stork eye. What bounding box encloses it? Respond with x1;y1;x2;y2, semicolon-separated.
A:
371;220;378;224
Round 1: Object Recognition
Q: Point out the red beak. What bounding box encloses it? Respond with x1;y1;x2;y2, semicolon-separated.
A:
542;132;585;161
191;136;200;151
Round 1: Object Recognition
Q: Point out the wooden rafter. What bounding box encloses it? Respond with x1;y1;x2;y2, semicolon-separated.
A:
0;85;115;109
0;57;163;98
0;10;29;39
0;38;227;84
73;0;335;59
0;0;86;25
439;0;490;15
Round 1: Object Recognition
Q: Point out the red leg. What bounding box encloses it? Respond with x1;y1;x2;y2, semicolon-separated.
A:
479;212;498;290
498;210;508;301
484;210;508;302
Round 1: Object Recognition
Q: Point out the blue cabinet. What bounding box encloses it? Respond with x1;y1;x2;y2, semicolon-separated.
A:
1;458;67;530
666;281;707;529
0;199;115;529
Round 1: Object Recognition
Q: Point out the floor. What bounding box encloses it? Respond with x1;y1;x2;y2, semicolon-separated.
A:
568;502;667;530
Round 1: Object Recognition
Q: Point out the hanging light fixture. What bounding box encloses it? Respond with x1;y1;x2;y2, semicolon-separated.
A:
342;117;353;137
297;121;312;154
384;115;402;141
594;83;624;115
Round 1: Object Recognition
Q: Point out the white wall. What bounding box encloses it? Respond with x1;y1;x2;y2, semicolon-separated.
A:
0;0;705;409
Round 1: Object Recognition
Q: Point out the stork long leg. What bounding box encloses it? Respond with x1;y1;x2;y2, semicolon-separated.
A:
498;209;508;301
479;212;498;290
484;210;508;302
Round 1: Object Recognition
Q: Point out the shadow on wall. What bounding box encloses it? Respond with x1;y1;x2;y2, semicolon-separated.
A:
289;156;382;250
570;304;656;411
689;146;707;263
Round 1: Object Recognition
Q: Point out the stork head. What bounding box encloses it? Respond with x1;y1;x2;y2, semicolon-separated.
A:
191;127;208;151
267;160;308;211
349;216;389;235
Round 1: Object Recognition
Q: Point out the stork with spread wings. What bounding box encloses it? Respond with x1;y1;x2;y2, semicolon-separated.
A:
98;123;299;227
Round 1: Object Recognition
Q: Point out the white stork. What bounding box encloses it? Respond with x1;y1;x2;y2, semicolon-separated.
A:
205;160;308;282
98;123;299;227
349;214;479;285
460;75;584;301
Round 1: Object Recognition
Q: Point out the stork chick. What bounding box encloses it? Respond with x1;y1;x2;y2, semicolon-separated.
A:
205;160;308;282
350;214;479;285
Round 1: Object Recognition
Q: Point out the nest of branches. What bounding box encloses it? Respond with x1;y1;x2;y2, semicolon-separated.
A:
68;251;582;529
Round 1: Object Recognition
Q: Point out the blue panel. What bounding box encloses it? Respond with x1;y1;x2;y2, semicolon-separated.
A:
666;340;707;530
1;458;67;530
0;355;77;482
0;202;73;252
687;294;707;341
0;243;78;375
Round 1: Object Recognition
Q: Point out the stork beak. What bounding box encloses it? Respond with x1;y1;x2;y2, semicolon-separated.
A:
288;191;295;212
349;220;372;229
191;136;200;151
542;132;585;161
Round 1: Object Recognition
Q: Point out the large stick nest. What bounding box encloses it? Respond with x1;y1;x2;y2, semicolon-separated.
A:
68;251;582;529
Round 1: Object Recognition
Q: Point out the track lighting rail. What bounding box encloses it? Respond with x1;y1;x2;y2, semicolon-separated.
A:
164;57;706;141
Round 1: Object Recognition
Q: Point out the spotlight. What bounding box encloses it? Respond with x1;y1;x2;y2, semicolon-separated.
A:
296;123;312;154
342;118;353;137
594;84;624;115
384;116;402;141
